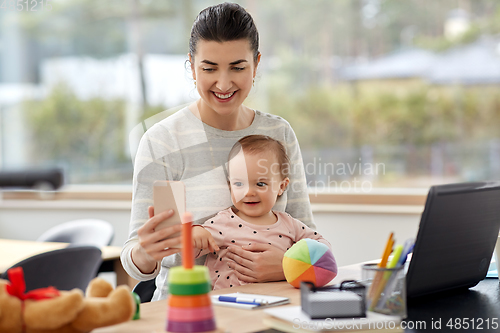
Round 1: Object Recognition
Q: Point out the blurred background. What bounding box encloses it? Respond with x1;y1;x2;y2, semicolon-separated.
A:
1;0;499;190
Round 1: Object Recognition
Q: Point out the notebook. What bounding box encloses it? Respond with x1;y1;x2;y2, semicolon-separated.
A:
406;181;500;298
264;306;402;332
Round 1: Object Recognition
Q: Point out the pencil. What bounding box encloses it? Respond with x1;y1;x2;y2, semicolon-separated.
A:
379;233;394;268
368;232;394;299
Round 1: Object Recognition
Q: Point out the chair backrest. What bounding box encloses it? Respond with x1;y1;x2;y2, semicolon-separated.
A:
36;219;114;247
132;279;156;303
0;246;102;292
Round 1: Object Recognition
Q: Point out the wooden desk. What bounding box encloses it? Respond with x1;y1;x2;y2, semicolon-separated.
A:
94;264;362;333
93;263;500;333
0;239;129;287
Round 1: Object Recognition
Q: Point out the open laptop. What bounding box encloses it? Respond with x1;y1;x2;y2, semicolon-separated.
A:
406;181;500;298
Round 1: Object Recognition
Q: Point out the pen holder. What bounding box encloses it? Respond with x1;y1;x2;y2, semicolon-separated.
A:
361;264;406;318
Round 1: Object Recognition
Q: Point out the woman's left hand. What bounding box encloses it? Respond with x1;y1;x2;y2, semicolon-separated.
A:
226;243;286;283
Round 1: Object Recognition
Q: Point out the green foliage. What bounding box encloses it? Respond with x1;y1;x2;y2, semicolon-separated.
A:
267;83;500;149
414;24;482;52
18;0;179;58
23;85;128;169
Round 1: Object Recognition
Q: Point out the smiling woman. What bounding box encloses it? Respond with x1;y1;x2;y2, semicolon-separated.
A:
120;2;315;302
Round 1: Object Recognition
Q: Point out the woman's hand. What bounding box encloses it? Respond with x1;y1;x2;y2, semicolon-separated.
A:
131;206;182;274
225;243;286;283
192;226;220;253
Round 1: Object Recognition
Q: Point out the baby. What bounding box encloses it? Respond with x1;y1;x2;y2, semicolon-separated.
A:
192;134;334;289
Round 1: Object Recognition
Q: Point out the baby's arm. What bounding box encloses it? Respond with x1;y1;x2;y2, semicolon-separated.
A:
294;219;332;249
192;225;220;256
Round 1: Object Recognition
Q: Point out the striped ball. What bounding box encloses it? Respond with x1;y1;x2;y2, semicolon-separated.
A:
283;239;338;288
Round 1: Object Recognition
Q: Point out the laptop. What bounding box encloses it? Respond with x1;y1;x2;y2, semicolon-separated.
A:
406;181;500;298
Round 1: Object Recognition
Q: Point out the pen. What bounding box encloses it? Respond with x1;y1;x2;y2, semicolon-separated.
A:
397;239;414;267
217;296;269;305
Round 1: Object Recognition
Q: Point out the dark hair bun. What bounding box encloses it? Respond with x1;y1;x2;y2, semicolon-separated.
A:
189;2;259;63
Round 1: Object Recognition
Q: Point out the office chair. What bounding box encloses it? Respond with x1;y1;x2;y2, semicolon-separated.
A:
0;246;102;292
37;219;115;247
132;279;156;303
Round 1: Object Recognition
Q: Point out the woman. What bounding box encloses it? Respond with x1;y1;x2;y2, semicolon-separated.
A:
121;2;315;301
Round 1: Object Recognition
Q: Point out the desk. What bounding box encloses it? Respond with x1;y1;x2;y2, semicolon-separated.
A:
0;239;129;287
94;264;361;333
94;263;500;333
405;279;500;332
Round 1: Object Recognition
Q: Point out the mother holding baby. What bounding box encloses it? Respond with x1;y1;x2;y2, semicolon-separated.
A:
121;2;316;301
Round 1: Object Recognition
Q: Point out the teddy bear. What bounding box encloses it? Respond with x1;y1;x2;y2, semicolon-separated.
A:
0;267;137;333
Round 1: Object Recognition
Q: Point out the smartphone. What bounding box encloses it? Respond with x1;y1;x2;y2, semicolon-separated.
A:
153;180;186;247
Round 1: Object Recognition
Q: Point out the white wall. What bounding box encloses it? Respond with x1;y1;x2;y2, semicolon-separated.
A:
0;201;422;266
0;201;131;247
313;209;421;266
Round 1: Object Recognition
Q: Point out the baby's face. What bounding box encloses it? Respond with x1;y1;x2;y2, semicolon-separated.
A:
228;150;287;219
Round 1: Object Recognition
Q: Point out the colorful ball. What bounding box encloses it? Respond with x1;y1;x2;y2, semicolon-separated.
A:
283;239;338;288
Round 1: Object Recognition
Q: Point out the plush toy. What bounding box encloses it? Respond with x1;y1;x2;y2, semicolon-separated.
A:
0;267;136;333
282;238;338;288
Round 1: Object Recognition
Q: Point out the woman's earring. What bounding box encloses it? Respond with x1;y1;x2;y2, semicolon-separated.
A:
194;80;197;87
252;78;255;87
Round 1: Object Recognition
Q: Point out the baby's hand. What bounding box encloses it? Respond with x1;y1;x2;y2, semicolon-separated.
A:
192;226;220;253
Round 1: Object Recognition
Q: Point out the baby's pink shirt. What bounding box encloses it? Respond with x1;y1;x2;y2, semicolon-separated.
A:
198;207;333;290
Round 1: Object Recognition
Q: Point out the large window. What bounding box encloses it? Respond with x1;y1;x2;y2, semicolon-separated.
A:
1;0;499;190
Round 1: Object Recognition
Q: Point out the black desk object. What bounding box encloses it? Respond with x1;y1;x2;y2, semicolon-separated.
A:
406;279;500;332
0;168;63;189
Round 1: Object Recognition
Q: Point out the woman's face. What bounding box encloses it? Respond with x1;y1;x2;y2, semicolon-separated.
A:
190;39;260;118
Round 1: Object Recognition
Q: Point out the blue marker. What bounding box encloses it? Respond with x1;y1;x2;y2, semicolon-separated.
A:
217;296;269;305
397;239;414;267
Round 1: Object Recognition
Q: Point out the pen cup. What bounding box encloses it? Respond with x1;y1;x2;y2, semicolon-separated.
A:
361;263;406;318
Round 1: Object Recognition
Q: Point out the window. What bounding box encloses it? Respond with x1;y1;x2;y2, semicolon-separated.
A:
1;0;499;191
